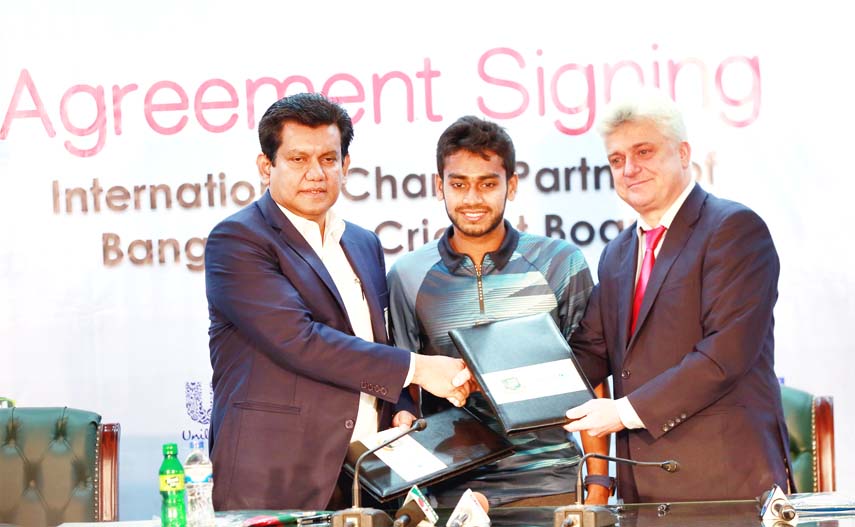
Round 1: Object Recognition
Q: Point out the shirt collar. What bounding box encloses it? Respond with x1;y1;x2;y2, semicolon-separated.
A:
637;180;696;234
277;204;346;246
438;219;519;272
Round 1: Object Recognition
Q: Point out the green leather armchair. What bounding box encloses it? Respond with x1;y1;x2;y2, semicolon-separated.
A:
0;407;120;526
780;385;835;492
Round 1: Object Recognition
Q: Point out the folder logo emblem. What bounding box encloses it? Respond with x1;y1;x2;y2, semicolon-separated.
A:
502;377;521;391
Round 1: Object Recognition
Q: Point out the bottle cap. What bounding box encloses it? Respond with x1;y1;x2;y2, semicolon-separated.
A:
163;443;178;455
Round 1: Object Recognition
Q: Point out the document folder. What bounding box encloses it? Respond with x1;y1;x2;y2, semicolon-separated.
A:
343;406;514;502
448;312;595;434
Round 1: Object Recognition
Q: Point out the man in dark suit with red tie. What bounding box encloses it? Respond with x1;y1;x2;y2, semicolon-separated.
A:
205;93;471;511
564;89;793;502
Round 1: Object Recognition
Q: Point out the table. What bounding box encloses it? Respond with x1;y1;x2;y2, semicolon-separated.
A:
55;500;855;527
487;501;855;527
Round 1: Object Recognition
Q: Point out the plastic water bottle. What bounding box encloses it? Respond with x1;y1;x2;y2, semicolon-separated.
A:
184;439;216;527
160;443;187;527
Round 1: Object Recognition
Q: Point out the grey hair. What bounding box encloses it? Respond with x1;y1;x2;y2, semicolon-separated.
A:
597;88;688;142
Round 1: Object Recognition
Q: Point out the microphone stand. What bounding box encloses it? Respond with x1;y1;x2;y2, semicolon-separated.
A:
332;419;428;527
553;453;680;527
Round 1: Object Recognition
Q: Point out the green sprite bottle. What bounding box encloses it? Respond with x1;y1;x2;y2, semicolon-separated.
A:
160;443;187;527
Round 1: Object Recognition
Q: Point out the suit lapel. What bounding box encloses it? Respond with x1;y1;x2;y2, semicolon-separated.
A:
257;191;348;316
627;185;707;351
617;228;638;351
340;228;388;344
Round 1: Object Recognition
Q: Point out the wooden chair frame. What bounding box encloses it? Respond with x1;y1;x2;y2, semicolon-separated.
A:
96;423;120;521
813;396;835;492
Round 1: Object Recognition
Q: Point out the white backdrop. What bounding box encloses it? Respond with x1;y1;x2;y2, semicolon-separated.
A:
1;1;852;519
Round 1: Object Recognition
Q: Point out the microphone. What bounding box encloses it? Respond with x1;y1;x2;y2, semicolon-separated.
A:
572;453;680;504
553;453;680;527
446;489;490;527
660;460;680;473
332;420;428;527
772;502;797;522
353;419;427;508
759;484;798;523
393;486;438;527
394;501;426;527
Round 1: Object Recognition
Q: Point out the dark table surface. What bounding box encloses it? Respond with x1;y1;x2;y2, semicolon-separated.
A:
484;500;855;527
218;499;855;527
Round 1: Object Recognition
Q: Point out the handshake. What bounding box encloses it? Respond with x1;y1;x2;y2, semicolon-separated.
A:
411;354;478;408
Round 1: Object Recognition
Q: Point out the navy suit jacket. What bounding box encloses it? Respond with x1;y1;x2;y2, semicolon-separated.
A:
205;191;410;510
570;185;793;502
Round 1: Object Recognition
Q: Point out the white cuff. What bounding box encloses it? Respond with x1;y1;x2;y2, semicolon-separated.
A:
403;353;416;387
615;396;646;429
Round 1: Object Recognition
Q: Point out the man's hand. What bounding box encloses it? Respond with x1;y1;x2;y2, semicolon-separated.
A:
392;410;417;428
563;398;625;437
412;354;473;407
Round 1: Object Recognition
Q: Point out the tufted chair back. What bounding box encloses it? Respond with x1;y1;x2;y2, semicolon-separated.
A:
780;385;835;493
0;407;119;526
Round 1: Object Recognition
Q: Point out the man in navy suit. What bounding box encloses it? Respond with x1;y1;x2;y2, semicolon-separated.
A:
205;93;471;511
564;90;793;502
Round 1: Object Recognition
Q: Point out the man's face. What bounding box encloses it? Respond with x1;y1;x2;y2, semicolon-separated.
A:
257;122;349;225
436;150;517;242
605;119;691;224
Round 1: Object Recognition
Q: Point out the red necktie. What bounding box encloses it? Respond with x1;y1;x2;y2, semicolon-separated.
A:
631;225;667;334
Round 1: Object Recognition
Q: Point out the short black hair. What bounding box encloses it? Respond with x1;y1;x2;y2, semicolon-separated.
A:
436;116;515;179
258;93;354;165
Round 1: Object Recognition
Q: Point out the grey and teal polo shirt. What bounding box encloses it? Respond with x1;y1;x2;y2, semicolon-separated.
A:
387;221;594;506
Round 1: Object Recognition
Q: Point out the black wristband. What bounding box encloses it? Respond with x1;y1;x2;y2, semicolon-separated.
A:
584;475;616;495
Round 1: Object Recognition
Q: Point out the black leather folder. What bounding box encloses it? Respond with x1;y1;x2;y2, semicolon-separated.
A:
343;406;514;502
448;312;595;434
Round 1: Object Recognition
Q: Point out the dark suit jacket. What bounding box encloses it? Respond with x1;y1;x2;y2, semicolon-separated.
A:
205;191;411;510
570;184;793;502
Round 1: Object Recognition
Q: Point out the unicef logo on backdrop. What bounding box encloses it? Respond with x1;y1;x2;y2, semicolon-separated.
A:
183;381;213;441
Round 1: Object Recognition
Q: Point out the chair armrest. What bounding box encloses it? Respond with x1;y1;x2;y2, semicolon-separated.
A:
98;423;121;521
814;396;835;492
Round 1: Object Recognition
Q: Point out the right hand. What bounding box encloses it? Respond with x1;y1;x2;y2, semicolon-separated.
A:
412;354;473;407
563;398;625;437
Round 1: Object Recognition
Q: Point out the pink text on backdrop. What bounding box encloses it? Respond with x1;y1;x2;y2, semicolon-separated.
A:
0;47;760;158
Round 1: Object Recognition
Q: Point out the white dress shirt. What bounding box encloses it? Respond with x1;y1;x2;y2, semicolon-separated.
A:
277;205;413;442
616;180;695;430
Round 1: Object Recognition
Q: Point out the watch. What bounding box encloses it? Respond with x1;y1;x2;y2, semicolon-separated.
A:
584;475;616;496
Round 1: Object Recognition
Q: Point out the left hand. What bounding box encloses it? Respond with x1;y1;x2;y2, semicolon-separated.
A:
563;398;625;437
449;368;480;404
392;410;416;428
447;366;480;407
392;410;417;428
413;355;472;406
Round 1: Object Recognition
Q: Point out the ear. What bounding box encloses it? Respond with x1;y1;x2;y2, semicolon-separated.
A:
257;153;272;186
434;173;444;200
507;173;519;201
342;154;351;182
679;141;691;169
